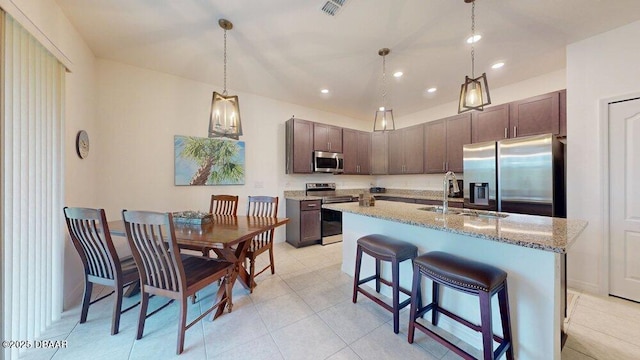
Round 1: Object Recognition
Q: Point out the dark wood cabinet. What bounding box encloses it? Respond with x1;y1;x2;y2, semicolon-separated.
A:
285;118;314;174
509;91;561;138
286;199;321;248
313;123;342;152
343;129;371;174
425;114;471;174
388;124;424;174
471;104;510;143
370;131;388;175
559;89;567;137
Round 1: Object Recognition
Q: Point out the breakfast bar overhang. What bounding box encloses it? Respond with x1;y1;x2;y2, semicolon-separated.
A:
323;200;587;360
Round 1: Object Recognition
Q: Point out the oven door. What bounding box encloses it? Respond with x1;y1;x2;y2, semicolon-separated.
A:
321;207;342;245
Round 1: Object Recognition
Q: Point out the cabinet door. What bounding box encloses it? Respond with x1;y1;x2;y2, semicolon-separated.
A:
357;131;371;174
313;123;342;152
300;210;321;242
509;91;560;137
342;129;358;174
292;119;313;173
370;131;388;175
446;114;471;173
471;104;509;143
387;130;405;174
403;124;424;174
559;89;567;137
424;120;446;173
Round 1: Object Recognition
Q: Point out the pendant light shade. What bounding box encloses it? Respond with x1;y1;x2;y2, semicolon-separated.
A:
373;48;395;132
209;19;242;140
458;0;491;114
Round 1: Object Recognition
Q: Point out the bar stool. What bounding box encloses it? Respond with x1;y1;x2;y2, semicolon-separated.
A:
353;234;418;334
408;251;513;360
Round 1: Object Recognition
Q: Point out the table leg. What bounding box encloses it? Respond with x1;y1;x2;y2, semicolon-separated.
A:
212;239;251;319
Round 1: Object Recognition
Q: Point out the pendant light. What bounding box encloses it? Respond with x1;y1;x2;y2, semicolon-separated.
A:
209;19;243;140
458;0;491;113
373;48;395;132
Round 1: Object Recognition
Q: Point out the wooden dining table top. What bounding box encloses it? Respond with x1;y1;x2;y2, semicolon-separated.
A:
108;215;289;249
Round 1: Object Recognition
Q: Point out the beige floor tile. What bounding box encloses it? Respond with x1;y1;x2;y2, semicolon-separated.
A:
561;346;597;360
565;322;640;360
214;334;284;360
254;293;315;331
577;292;640;324
325;346;362;360
272;315;347;360
248;276;295;304
317;301;390;344
571;302;640;347
350;324;440;360
296;280;351;312
281;269;331;292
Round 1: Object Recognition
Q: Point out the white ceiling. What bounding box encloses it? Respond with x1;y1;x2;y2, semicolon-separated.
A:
55;0;640;121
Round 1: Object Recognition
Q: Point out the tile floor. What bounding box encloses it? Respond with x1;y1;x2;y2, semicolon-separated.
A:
19;242;640;360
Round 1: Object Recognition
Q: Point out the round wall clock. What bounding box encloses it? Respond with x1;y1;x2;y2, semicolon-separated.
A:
76;130;89;159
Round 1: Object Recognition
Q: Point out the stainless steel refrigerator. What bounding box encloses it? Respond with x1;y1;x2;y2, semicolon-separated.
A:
463;133;566;217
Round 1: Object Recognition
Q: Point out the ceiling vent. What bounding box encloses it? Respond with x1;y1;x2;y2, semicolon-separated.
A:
321;0;349;16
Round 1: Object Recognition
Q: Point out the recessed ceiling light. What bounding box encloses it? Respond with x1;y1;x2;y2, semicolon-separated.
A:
491;62;505;69
427;87;437;93
393;71;403;78
466;34;482;44
321;89;330;94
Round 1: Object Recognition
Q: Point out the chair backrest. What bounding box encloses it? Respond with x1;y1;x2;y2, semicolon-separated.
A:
122;210;186;294
247;196;279;246
209;195;239;215
63;207;121;281
246;196;278;218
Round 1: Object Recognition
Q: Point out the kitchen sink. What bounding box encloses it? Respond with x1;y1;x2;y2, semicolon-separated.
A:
417;206;508;219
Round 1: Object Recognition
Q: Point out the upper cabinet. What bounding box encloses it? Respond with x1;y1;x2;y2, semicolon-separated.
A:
509;91;561;138
471;90;566;143
388;124;424;174
370;131;388;175
313;123;342;152
285;118;314;174
471;104;510;143
425;113;471;173
343;129;371;174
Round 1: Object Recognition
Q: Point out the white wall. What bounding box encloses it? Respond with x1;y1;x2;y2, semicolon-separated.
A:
566;19;640;294
95;60;375;246
378;70;567;190
0;0;99;309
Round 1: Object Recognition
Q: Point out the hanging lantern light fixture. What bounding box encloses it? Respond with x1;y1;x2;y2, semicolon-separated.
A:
373;48;395;132
458;0;491;113
209;19;243;139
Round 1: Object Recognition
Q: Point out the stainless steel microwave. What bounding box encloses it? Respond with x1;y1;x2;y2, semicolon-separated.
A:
314;151;344;173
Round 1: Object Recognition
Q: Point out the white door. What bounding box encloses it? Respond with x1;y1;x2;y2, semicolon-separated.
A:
609;98;640;302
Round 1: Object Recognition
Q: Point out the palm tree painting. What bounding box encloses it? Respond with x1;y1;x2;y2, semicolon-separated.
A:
174;135;245;185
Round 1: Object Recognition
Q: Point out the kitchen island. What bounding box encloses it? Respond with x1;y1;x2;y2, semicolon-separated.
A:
323;200;587;360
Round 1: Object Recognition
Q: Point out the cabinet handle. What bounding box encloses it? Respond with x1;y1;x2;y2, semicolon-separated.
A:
442;162;445;171
513;126;517;137
307;204;317;207
328;142;331;150
504;127;508;138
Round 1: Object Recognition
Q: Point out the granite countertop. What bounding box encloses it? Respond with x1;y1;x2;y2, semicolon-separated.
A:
284;188;463;203
322;200;588;254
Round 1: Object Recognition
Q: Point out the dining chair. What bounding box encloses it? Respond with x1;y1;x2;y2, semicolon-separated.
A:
245;196;279;292
209;194;239;215
63;207;140;335
122;210;234;355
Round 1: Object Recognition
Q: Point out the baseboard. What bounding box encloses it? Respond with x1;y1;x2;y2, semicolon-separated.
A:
567;279;602;296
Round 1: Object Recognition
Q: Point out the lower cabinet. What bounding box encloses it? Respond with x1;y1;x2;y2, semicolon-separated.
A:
286;199;321;248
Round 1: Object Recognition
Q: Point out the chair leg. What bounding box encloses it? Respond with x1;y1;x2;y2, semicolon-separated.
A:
80;280;93;324
431;281;440;326
392;258;400;334
112;283;124;335
498;282;514;360
353;246;363;303
136;291;149;340
479;291;495;360
268;244;275;275
249;255;256;293
225;273;233;313
176;299;187;355
375;258;381;293
408;264;422;344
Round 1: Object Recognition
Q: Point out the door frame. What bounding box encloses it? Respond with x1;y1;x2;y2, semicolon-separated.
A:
599;92;640;296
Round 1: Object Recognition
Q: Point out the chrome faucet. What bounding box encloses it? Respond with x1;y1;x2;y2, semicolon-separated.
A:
443;171;460;214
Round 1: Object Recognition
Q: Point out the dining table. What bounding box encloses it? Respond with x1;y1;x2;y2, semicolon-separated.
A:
108;214;289;319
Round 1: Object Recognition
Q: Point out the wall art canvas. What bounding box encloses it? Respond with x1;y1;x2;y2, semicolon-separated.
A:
174;135;245;186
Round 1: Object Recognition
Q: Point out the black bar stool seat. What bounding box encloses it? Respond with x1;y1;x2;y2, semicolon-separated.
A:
408;251;514;360
353;234;418;334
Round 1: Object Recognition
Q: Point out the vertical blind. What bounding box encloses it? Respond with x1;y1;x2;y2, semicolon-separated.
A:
1;11;65;360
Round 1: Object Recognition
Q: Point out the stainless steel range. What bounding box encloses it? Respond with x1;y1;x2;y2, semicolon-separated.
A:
305;183;357;245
